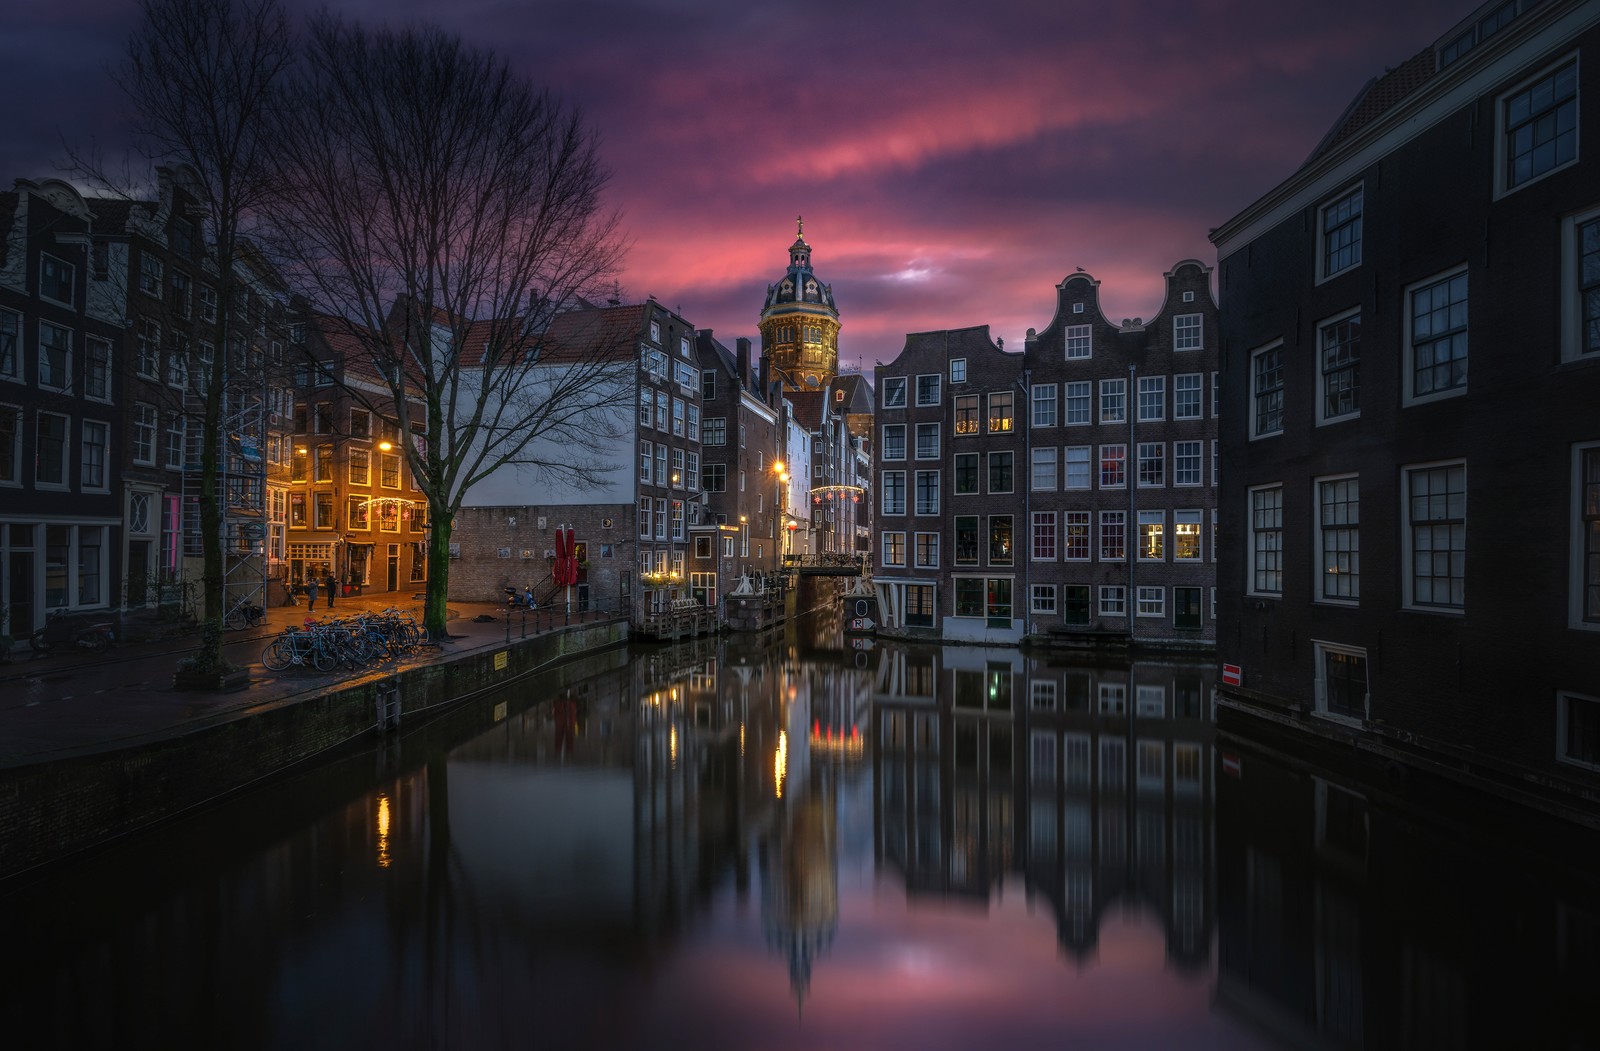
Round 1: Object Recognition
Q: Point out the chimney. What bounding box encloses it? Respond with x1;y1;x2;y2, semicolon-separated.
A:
736;337;751;389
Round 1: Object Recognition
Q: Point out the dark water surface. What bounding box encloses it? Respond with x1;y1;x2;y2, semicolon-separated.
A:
2;608;1595;1050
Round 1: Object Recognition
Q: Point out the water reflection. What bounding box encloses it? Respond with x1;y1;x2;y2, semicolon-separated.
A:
21;611;1596;1048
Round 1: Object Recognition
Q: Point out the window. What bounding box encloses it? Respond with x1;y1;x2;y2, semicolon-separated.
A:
1314;642;1368;723
315;445;333;482
1318;311;1360;424
1064;511;1089;561
1032;383;1057;427
915;532;939;569
1174;441;1201;486
1138;376;1165;421
881;470;906;515
1099;444;1126;488
638;440;654;483
671;448;685;488
1138;511;1164;561
1406;269;1468;402
916;422;939;459
955;516;979;565
955;578;985;617
1405;461;1466;610
0;308;17;380
704;417;726;446
1174;314;1202;351
164;413;185;469
882;377;906;408
1099;585;1126;617
137;320;161;379
1174;509;1201;561
950;358;966;383
1317;476;1360;602
914;470;940;515
638;498;651;538
954;452;979;495
1174;587;1203;629
1137;443;1164;487
1032;512;1056;561
882;424;905;460
1031;447;1057;491
1063;445;1090;490
882;531;906;567
1031;584;1058;615
905;585;935;627
687;404;700;442
672;398;685;436
38;322;71;391
170;270;192;318
916;374;941;406
700;369;717;401
990;515;1014;565
639;388;652;427
987;391;1014;433
942;395;977;439
199;284;217;323
1578;445;1600;627
1249;485;1285;595
987;578;1013;623
1251;341;1284;438
166;333;189;390
1500;59;1577;193
1174;374;1201;420
290;444;306;481
1564;208;1600;361
1064;381;1090;425
133;403;156;465
988;451;1013;493
1099;378;1125;423
1136;586;1165;618
39;253;75;305
1319;185;1363;280
655;390;668;430
1557;692;1600;772
1065;323;1091;360
0;405;18;483
381;453;401;489
36;412;68;486
77;419;107;491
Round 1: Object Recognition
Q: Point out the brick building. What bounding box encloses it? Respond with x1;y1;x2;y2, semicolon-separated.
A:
871;262;1219;648
1210;0;1600;817
695;331;781;586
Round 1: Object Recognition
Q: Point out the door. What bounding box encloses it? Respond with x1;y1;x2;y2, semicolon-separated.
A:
1174;586;1202;630
127;541;151;606
387;544;399;590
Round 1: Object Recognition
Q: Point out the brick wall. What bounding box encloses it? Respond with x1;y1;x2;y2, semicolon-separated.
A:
448;503;637;608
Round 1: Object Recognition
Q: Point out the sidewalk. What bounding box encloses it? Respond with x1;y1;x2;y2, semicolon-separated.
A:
0;593;612;769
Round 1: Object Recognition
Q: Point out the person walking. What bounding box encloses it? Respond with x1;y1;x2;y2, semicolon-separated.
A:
325;573;337;609
306;575;319;613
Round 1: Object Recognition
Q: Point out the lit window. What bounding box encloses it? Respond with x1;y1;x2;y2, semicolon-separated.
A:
1099;444;1126;489
1064;511;1089;561
954;394;980;435
1138;511;1164;561
1174;510;1201;560
987;391;1014;433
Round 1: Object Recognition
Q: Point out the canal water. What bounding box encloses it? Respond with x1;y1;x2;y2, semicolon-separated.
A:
1;607;1595;1050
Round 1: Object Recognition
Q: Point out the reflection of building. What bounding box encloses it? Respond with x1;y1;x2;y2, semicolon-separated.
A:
872;644;1216;964
1212;0;1600;818
762;793;838;1010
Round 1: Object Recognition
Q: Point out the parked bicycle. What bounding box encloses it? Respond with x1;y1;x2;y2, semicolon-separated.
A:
260;608;425;673
225;601;266;630
28;610;116;655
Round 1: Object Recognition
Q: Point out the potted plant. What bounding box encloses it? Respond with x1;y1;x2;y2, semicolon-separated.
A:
172;623;249;691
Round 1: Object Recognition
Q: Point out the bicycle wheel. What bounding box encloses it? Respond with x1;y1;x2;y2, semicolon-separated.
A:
81;631;109;654
312;641;337;672
262;639;292;671
225;608;246;631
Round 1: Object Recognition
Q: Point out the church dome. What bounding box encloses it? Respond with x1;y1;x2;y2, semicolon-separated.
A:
760;217;840;392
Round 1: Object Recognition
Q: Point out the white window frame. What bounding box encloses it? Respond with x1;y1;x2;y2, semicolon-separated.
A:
1030;447;1057;492
1494;55;1579;199
38;252;76;307
80;418;109;492
1316;184;1363;283
35;410;70;488
882;377;907;409
1099;585;1126;617
37;321;72;393
1032;383;1057;428
1403;265;1469;406
1316;308;1361;426
1138;510;1164;562
1248;483;1284;597
1250;340;1284;440
0;307;18;382
1063;510;1090;562
881;470;906;516
1402;460;1467;613
1063;381;1090;426
1173;314;1203;352
1313;640;1369;726
913;531;939;569
915;373;941;406
1031;511;1056;562
1065;323;1092;360
950;358;967;384
915;422;940;460
1569;442;1600;630
1173;373;1202;420
1030;584;1057;615
1135;586;1165;618
882;530;907;567
1099;378;1125;424
1137;376;1165;422
1556;691;1600;772
914;469;940;516
1561;204;1600;362
881;423;906;461
1174;440;1202;487
84;337;112;401
1315;473;1360;606
1173;509;1202;561
1064;445;1091;490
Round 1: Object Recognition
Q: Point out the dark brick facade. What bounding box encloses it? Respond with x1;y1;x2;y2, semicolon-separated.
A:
1211;0;1600;807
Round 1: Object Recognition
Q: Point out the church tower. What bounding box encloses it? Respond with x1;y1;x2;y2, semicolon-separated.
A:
759;217;840;392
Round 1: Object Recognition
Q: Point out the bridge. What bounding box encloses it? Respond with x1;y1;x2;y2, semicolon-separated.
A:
782;553;867;577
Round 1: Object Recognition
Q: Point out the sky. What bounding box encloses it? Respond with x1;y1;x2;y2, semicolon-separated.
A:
2;0;1476;370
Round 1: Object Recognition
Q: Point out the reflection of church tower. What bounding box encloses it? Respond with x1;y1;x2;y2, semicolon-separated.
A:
762;790;839;1011
759;217;840;392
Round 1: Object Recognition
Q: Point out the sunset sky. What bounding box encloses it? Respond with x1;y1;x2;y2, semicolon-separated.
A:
3;0;1474;370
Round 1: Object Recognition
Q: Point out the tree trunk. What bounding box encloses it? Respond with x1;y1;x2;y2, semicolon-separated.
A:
424;506;453;640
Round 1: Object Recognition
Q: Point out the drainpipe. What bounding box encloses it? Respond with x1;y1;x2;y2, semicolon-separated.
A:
1127;362;1136;645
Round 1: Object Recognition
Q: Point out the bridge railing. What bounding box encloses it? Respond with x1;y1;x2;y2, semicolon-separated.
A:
782;553;867;573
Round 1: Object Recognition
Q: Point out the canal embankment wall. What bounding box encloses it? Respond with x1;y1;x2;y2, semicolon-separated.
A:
0;619;629;884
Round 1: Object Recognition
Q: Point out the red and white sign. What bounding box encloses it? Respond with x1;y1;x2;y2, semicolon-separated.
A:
1222;754;1242;779
1221;663;1242;687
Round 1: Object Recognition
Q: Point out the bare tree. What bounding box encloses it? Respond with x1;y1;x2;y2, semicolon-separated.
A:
269;18;631;639
101;0;293;671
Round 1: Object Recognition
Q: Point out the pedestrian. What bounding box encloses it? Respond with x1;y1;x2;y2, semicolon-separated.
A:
325;573;337;609
306;575;319;612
